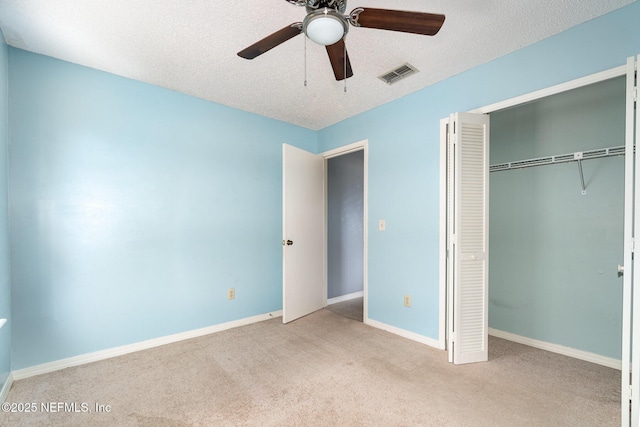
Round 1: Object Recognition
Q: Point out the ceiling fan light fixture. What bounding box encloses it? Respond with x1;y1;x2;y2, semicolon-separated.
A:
303;8;348;46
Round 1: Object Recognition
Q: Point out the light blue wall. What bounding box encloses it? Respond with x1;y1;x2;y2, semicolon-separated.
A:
317;2;640;345
490;77;625;359
327;150;364;299
9;49;316;369
0;35;11;388
6;2;640;371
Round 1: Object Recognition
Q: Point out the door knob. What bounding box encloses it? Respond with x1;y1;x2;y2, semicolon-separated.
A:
282;240;294;246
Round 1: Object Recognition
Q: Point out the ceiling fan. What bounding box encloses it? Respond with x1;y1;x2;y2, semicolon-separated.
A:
237;0;445;81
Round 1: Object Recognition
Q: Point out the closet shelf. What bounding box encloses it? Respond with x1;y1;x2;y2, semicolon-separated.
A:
490;145;626;195
490;145;625;172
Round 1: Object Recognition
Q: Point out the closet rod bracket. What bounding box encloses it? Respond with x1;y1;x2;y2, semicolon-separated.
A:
575;152;587;195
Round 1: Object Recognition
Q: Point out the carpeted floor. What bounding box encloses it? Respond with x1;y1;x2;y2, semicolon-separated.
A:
0;308;620;426
325;297;363;322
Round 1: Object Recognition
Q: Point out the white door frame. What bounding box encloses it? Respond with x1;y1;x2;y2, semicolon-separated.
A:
626;55;640;427
321;140;369;323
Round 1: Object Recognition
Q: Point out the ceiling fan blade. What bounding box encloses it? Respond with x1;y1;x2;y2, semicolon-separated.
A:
326;39;353;81
350;8;445;36
237;23;302;59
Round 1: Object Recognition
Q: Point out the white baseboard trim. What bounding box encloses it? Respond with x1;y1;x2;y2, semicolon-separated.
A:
13;310;283;381
366;319;444;350
0;372;13;403
489;328;621;370
327;291;364;305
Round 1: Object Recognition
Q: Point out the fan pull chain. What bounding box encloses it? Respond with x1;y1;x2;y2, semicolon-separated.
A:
343;40;347;93
304;35;308;87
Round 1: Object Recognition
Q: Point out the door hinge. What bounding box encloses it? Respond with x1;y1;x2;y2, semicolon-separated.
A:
451;234;457;244
634;86;638;102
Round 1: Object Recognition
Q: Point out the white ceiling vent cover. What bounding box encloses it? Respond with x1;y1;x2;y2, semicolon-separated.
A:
378;63;419;85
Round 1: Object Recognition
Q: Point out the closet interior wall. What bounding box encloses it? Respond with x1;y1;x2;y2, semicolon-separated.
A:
488;76;626;360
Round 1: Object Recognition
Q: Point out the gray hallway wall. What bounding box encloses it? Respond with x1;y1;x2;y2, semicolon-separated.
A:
327;150;364;299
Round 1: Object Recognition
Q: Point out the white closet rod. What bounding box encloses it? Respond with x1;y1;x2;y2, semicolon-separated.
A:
490;145;625;172
490;145;626;195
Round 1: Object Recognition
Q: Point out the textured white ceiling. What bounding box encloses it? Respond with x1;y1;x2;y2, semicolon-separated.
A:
0;0;635;130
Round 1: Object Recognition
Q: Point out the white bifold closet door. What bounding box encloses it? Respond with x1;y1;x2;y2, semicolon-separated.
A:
444;112;490;365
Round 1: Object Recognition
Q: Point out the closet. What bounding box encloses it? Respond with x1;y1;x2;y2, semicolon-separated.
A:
488;76;626;361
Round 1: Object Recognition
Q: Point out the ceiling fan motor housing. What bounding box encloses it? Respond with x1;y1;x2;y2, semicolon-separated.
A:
305;0;347;14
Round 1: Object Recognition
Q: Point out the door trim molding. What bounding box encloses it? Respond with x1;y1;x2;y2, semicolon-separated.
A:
321;140;369;323
438;118;449;350
469;65;626;115
322;140;366;159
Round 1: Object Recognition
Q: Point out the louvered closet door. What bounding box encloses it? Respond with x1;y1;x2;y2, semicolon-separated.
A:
450;112;490;365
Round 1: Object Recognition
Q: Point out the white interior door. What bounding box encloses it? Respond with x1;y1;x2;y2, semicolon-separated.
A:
282;144;325;323
445;112;490;365
623;55;639;427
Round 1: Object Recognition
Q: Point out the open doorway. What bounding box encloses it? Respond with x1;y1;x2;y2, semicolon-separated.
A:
323;142;367;322
282;141;367;324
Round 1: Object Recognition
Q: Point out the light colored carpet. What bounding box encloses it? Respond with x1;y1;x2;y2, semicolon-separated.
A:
1;309;620;426
325;297;363;322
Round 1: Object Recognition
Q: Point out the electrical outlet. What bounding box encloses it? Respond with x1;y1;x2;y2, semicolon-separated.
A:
404;295;411;307
228;288;235;300
379;219;386;231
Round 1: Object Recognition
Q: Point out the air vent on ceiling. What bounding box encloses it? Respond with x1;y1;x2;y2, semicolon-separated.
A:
378;63;419;85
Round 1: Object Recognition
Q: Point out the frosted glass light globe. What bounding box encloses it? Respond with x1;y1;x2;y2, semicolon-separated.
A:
303;9;348;46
